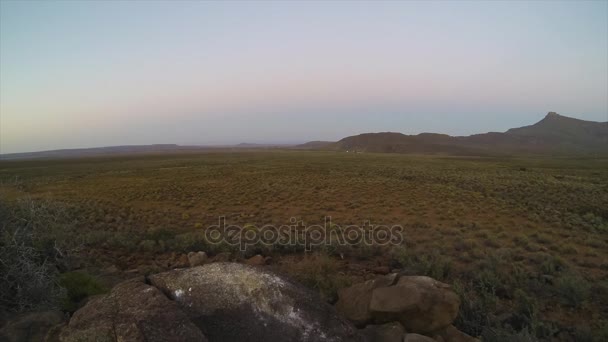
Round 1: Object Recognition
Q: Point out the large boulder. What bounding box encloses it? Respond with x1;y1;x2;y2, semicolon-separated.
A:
370;276;460;333
360;322;405;342
336;274;460;334
148;262;362;342
61;263;362;342
335;274;398;326
59;278;207;342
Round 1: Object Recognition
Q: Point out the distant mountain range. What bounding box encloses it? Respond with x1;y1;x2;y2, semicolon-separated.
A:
1;112;606;160
302;112;607;156
0;144;291;160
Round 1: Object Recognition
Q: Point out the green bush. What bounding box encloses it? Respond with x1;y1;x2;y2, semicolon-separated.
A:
59;272;107;312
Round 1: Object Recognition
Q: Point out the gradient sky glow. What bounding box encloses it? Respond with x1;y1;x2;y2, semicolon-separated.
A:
1;1;607;153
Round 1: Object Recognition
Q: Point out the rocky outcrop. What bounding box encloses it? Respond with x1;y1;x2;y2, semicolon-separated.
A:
369;276;460;333
59;263;362;342
337;274;478;342
59;277;207;342
148;263;361;342
57;263;478;342
335;273;398;326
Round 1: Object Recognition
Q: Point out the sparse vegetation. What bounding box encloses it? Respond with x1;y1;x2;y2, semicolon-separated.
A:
279;253;351;303
0;199;77;312
1;151;607;340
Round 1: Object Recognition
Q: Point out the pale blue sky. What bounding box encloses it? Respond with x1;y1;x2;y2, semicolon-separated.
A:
1;1;607;153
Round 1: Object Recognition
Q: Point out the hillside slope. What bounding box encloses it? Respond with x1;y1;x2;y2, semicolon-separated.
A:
325;112;607;155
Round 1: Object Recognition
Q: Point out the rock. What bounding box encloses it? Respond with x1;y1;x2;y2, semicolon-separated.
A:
364;273;377;281
102;265;120;274
149;262;362;342
187;251;208;267
212;252;231;262
45;321;66;342
336;274;398;326
360;322;405;342
173;254;189;268
0;310;64;342
337;274;460;334
432;325;479;342
369;276;460;334
371;266;391;275
245;254;265;266
404;333;436;342
347;263;367;272
59;278;207;342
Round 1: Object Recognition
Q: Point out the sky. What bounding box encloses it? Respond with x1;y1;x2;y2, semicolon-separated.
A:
1;1;607;154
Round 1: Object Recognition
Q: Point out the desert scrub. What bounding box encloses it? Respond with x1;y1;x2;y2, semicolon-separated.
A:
454;281;556;341
280;253;350;303
554;272;590;308
537;253;567;275
473;250;528;299
59;271;107;312
145;226;177;241
391;246;452;281
452;280;495;337
0;198;80;312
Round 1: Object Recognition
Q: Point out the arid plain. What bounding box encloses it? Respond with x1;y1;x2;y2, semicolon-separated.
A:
1;150;607;340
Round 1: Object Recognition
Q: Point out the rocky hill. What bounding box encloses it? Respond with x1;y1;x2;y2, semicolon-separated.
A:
305;112;607;155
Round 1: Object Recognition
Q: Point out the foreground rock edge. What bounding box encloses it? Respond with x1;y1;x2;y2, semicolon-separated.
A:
58;263;362;342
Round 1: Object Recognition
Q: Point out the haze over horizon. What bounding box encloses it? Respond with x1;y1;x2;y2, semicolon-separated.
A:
1;1;607;154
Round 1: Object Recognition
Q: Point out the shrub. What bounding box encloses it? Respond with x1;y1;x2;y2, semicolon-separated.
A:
391;246;452;281
280;253;350;303
59;272;107;312
555;272;590;308
167;231;207;252
145;226;176;241
139;239;158;252
453;281;493;337
0;198;79;312
591;321;608;342
539;253;567;275
472;250;528;300
0;233;64;312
